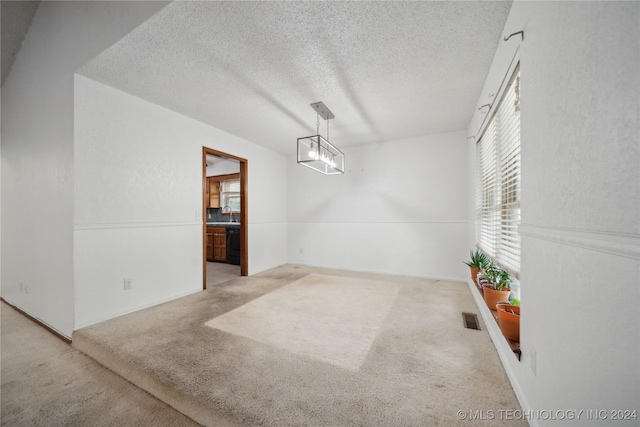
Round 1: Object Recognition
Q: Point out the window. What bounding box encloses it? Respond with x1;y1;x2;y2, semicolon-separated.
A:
476;64;521;277
221;179;241;213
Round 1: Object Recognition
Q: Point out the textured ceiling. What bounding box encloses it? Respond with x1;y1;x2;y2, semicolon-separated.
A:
1;1;40;87
78;1;512;154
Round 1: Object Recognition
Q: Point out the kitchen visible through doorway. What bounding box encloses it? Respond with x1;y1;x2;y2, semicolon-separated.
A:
202;147;248;289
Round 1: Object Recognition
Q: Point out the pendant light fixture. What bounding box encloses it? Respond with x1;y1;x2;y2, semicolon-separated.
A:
297;102;345;175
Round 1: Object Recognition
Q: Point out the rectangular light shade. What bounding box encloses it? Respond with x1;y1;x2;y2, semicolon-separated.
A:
297;135;345;175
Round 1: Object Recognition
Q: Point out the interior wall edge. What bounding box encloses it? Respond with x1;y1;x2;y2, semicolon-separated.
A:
1;297;72;342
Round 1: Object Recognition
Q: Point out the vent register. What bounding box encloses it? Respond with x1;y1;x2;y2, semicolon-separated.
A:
462;312;480;330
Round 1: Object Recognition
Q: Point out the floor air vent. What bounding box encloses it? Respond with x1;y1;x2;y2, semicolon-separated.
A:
462;312;480;330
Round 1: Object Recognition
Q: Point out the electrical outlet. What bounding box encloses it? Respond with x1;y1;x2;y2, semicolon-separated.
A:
19;282;24;292
124;279;133;291
299;247;304;254
530;346;537;376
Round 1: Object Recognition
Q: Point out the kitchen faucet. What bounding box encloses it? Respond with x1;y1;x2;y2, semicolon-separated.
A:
221;205;232;222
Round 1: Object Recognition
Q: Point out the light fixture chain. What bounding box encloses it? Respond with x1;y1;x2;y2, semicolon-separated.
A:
327;119;329;141
316;112;319;136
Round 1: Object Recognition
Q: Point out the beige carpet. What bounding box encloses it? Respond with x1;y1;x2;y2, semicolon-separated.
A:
73;265;526;426
206;273;399;371
0;302;199;427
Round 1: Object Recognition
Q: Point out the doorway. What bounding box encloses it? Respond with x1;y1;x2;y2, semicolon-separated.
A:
202;147;248;290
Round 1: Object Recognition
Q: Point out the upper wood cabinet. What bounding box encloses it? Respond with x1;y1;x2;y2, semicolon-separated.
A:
209;178;220;208
206;173;239;209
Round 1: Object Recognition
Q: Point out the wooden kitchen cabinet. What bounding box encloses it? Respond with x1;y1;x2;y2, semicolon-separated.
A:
212;227;227;262
206;230;214;261
209;178;220;208
207;227;226;262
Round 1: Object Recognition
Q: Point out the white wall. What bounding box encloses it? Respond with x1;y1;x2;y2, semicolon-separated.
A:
74;75;288;329
1;1;169;338
206;157;239;177
469;2;639;424
288;131;469;280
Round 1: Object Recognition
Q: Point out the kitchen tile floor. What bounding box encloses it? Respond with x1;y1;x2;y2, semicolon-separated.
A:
206;261;240;287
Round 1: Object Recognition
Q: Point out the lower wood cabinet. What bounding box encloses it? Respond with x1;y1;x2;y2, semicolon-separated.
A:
206;230;214;261
207;227;227;262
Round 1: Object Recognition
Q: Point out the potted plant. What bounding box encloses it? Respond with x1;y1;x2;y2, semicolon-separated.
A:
463;248;489;284
482;264;512;310
497;298;520;342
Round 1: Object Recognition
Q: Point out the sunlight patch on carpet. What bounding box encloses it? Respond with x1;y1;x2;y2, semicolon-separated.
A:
205;273;400;371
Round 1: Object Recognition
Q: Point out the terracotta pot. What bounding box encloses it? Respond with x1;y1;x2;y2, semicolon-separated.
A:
482;284;511;310
469;267;480;284
497;305;520;342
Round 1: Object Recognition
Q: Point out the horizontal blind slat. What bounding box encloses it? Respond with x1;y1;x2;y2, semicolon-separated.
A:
476;65;521;276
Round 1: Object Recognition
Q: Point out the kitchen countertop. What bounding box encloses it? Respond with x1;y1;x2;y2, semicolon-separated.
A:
206;222;240;228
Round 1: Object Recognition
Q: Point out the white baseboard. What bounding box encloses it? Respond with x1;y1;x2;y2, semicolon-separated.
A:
73;287;202;331
289;262;467;284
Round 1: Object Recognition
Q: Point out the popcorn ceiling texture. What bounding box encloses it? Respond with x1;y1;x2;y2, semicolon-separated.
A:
0;1;40;86
77;1;512;154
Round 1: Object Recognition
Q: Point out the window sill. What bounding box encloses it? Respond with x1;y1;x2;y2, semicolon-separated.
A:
474;281;521;361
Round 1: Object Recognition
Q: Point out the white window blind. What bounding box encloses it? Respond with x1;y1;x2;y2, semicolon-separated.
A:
476;64;521;276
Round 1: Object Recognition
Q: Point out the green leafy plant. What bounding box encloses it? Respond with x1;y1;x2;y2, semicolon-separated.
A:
483;264;513;290
496;269;513;290
482;263;499;285
463;249;489;269
510;298;520;307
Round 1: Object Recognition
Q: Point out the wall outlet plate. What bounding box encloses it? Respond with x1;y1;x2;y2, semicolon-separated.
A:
124;279;133;291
